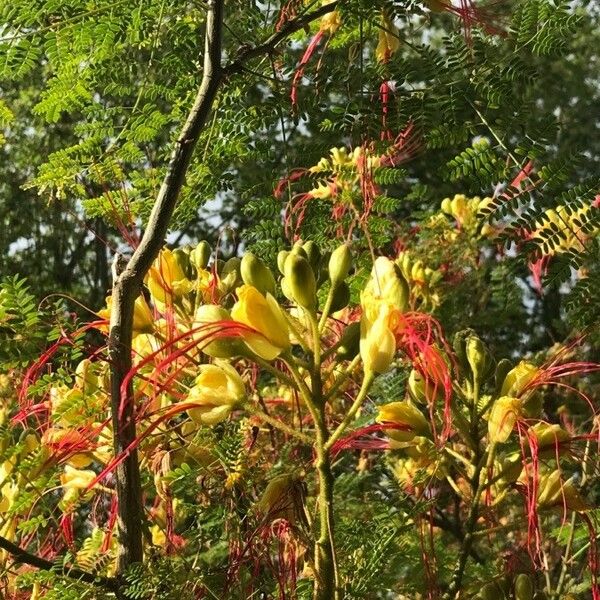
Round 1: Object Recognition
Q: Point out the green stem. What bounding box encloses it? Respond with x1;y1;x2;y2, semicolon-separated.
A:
324;354;361;403
313;408;338;600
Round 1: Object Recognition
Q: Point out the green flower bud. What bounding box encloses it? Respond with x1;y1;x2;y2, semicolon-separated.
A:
190;241;211;270
466;334;492;385
336;321;360;360
240;253;276;296
173;248;195;279
328;243;352;287
214;258;225;275
277;250;290;275
329;281;350;313
284;254;317;310
494;359;513;397
302;240;321;272
221;257;242;292
452;329;475;373
291;241;308;260
514;574;534;600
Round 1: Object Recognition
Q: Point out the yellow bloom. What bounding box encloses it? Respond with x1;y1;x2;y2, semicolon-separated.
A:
147;248;193;305
60;465;96;508
231;285;290;360
97;295;154;337
500;361;539;398
537;469;589;512
488;396;523;443
361;256;409;319
320;1;341;33
377;401;429;445
376;12;400;63
186;362;246;425
360;302;398;374
529;422;569;454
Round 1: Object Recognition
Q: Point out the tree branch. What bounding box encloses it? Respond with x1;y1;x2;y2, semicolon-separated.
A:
106;0;340;578
108;0;225;575
0;535;118;592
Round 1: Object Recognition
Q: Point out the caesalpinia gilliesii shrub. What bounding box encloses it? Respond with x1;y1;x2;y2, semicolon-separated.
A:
8;235;600;599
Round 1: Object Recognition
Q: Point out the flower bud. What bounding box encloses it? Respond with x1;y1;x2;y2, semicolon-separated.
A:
190;241;211;270
488;396;523;443
452;329;475;373
336;321;360;360
514;574;534;600
173;248;194;279
221;257;242;292
466;334;492;385
529;423;569;456
329;281;350;313
494;359;513;396
328;243;352;287
241;253;276;296
284;254;317;310
302;240;321;272
277;250;290;275
290;241;308;260
257;473;301;524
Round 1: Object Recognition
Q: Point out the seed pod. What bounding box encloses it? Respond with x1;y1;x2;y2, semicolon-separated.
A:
336;322;360;360
190;240;211;270
514;574;534;600
277;250;290;275
302;240;321;272
284;254;317;310
328;243;352;287
240;252;276;296
329;281;350;313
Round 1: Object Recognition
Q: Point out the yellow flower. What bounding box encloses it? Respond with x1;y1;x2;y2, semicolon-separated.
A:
500;361;539;398
529;422;569;455
376;12;400;63
377;401;429;445
537;469;589;512
186;362;246;425
60;465;96;508
231;285;290;360
360;302;398;374
97;295;154;337
147;248;193;305
488;396;523;443
361;256;409;318
320;1;341;33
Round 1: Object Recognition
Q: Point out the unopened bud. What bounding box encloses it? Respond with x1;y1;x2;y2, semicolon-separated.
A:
241;253;276;296
190;241;211;270
277;250;290;275
336;321;360;360
284;254;317;310
466;334;491;385
302;240;321;272
329;281;350;313
328;243;352;287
